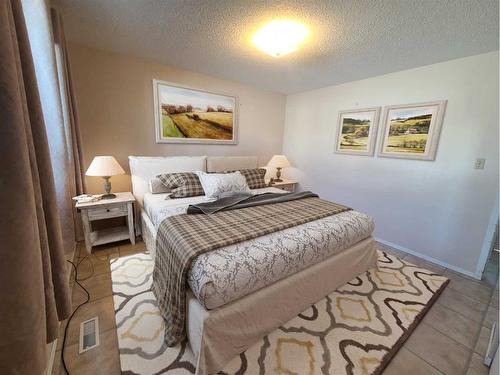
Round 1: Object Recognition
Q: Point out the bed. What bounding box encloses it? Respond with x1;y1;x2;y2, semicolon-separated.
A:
129;155;378;375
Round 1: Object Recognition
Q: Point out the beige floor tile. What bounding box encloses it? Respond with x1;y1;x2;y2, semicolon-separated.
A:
443;270;492;304
466;353;490;375
437;287;487;323
57;296;116;350
404;323;470;375
119;240;146;257
490;290;499;310
483;306;498;329
57;330;121;375
72;272;113;306
403;255;446;275
90;244;120;258
377;244;407;260
77;249;118;276
383;347;443;375
423;303;481;350
474;326;492;357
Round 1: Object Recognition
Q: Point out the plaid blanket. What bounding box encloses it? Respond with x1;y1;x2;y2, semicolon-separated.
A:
152;196;351;345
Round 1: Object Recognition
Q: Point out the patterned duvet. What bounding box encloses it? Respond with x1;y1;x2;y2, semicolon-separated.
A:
144;188;374;309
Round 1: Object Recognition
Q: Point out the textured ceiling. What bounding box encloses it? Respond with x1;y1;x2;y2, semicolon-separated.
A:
56;0;498;94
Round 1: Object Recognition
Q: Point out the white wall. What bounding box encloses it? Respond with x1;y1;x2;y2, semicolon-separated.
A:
283;52;499;276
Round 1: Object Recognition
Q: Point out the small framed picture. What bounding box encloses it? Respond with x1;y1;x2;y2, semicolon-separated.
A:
377;101;447;160
334;107;381;156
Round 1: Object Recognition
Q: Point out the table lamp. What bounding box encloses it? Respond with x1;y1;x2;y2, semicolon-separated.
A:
267;155;291;182
85;156;125;199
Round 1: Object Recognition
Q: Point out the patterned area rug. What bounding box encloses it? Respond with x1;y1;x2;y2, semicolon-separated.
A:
111;250;449;375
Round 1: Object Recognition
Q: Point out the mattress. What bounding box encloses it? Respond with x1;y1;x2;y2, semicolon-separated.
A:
143;188;374;309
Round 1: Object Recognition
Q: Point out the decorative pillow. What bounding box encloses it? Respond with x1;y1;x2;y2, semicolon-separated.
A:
156;172;205;198
149;177;171;194
234;168;267;189
196;171;250;199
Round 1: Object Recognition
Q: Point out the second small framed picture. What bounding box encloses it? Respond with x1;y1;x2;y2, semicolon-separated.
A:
377;101;447;160
334;107;381;156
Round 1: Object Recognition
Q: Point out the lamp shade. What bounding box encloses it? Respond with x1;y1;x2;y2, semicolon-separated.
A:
267;155;291;169
86;156;125;177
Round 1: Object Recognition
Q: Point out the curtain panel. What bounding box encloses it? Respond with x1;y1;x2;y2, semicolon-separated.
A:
0;0;71;373
51;8;86;241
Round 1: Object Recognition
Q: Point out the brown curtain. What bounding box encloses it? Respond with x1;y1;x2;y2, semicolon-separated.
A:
51;8;86;241
0;0;71;373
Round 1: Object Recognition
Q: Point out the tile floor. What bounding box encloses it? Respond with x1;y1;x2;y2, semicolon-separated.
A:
51;240;499;375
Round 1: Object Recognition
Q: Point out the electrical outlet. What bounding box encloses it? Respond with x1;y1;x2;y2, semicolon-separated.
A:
474;158;486;169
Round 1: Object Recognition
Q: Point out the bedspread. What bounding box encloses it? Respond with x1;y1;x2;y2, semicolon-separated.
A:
152;195;352;345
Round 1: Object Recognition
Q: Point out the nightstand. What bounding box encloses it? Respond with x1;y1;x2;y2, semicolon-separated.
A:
267;179;298;192
76;192;136;253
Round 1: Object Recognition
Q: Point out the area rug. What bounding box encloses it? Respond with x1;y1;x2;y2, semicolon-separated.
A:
111;250;449;375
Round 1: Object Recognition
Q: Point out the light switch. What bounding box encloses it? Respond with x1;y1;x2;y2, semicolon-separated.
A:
474;158;486;169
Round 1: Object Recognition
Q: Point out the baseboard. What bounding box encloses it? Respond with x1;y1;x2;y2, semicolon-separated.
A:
45;339;57;375
375;237;480;280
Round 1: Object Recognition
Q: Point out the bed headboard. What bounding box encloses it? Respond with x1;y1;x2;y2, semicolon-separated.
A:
206;156;258;172
129;156;207;205
128;155;262;205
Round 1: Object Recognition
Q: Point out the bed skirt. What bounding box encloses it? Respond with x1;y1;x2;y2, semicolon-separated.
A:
140;209;378;374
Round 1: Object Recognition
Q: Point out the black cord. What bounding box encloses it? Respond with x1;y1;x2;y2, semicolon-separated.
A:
61;256;93;374
75;256;94;282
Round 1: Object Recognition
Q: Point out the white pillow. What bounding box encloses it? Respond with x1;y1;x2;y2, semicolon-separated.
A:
195;171;250;199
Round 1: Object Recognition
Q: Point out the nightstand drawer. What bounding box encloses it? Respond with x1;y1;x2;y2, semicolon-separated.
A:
87;205;128;220
277;184;294;192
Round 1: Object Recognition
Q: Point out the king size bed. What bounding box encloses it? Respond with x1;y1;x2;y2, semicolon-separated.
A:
129;155;377;375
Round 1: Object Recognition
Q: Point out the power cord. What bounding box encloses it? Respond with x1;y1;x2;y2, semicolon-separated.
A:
61;256;94;374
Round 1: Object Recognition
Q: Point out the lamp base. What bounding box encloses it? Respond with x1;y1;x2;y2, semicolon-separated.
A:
101;176;115;199
274;167;283;182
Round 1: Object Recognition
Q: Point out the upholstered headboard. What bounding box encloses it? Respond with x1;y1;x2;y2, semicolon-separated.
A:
128;155;263;205
129;156;207;205
206;156;258;172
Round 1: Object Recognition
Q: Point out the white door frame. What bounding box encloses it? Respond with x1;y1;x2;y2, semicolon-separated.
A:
475;195;499;278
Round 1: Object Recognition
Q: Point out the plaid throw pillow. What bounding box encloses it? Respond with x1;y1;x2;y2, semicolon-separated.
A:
230;168;267;189
156;172;205;198
150;177;171;194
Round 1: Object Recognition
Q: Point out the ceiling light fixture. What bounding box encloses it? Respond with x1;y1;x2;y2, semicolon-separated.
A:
253;20;309;58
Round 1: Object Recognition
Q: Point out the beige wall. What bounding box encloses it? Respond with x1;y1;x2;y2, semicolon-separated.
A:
68;44;286;194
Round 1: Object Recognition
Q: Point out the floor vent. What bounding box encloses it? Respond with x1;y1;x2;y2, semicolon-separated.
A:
79;317;100;354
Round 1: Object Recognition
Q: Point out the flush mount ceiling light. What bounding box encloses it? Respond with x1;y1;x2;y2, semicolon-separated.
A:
253;20;309;58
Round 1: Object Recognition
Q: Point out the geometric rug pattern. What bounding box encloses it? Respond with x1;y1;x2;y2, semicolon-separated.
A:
111;250;449;375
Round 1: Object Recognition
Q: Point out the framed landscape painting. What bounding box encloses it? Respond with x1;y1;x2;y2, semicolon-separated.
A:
378;101;447;160
335;107;380;155
153;79;238;144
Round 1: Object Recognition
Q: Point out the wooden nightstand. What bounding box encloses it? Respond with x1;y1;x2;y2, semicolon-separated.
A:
267;179;298;192
76;192;136;253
